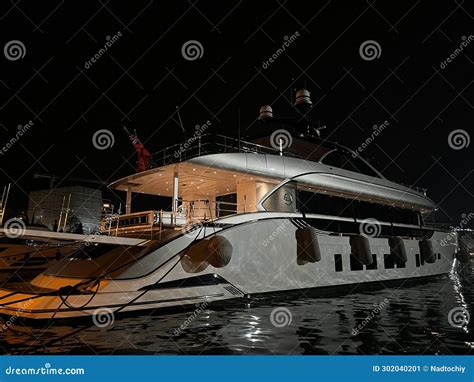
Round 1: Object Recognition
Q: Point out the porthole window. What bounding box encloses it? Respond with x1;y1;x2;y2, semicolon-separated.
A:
350;254;363;271
415;253;421;267
384;253;395;269
366;254;378;270
334;254;343;272
396;261;406;269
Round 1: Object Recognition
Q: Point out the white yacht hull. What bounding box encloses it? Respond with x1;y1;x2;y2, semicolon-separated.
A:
0;214;456;320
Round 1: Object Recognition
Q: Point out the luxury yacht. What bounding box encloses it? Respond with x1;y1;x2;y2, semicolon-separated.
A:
0;89;469;320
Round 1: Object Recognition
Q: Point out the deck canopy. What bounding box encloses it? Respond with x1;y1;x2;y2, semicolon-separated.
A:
109;161;277;198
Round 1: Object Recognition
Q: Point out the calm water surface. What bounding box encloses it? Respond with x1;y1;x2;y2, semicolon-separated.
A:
1;261;473;355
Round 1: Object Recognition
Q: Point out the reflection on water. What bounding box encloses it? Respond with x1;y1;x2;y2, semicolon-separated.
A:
1;261;473;355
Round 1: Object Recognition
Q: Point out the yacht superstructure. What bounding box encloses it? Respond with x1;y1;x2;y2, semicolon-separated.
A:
0;89;468;320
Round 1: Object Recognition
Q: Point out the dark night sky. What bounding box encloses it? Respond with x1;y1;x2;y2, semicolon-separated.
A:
0;1;472;226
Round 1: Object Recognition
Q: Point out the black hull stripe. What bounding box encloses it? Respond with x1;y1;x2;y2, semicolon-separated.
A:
0;293;225;314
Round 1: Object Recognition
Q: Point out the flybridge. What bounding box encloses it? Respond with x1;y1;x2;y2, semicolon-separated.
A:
150;133;304;167
104;88;436;238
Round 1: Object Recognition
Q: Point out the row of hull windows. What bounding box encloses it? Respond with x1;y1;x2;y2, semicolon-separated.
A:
334;252;442;272
296;190;420;225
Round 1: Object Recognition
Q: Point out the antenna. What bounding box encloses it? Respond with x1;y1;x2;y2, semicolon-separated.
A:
122;125;131;135
238;108;241;151
62;193;72;231
57;195;65;232
315;120;327;137
0;183;11;225
175;106;186;135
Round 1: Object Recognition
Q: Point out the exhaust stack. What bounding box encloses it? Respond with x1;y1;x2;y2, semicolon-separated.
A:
294;89;312;113
258;105;273;120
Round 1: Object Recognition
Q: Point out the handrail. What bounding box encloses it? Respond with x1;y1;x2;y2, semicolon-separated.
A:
99;197;256;235
100;204;231;234
99;207;443;238
148;133;431;196
180;199;244;207
155;134;437;199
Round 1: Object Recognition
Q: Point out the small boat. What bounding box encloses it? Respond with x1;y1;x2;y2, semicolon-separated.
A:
0;228;147;285
0;228;80;285
0;89;468;320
